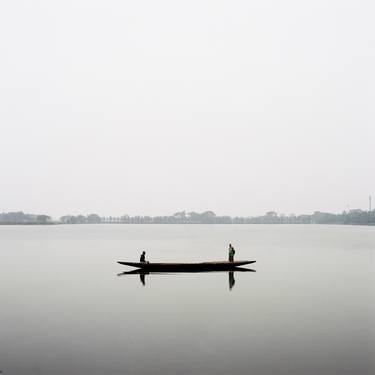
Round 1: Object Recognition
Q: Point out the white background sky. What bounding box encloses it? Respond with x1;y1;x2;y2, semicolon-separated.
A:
1;0;374;218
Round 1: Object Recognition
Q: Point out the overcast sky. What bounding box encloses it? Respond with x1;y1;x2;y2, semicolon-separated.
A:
0;0;374;218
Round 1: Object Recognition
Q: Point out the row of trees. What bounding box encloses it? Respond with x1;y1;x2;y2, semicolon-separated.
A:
1;210;375;225
0;212;52;224
243;210;375;224
58;210;375;225
60;214;101;224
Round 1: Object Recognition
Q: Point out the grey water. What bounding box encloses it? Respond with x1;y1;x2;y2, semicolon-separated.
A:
0;224;374;375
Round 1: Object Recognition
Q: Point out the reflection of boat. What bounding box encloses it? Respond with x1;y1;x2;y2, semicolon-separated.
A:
117;267;256;276
117;267;256;289
117;260;255;272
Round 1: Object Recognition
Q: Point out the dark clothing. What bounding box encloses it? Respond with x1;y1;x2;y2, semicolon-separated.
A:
140;253;146;262
228;246;235;262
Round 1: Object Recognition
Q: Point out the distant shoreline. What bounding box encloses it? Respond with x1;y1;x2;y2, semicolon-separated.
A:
1;222;374;226
1;210;374;226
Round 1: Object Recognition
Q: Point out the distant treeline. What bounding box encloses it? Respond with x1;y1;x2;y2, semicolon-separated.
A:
0;211;52;224
60;210;375;225
1;210;375;225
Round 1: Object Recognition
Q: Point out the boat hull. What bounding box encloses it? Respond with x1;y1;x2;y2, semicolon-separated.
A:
117;260;255;272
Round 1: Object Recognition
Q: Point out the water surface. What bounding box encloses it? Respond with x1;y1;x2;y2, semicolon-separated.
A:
0;224;374;374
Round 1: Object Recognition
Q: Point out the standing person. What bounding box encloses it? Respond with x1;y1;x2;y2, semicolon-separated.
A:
228;244;235;262
140;251;146;263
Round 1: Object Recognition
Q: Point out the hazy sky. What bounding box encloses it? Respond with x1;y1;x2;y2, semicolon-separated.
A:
1;0;374;218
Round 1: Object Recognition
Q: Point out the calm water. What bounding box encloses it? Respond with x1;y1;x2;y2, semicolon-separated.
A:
0;224;374;375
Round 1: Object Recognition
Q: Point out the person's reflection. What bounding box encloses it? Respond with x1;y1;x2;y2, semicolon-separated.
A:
228;271;235;290
135;270;239;289
140;273;146;286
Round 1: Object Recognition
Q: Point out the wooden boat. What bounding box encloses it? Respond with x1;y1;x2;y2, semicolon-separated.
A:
117;260;255;272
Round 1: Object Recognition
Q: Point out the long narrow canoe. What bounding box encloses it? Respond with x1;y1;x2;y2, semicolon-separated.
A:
117;260;255;272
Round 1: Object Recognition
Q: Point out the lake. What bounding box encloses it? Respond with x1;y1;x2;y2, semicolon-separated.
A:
0;224;374;375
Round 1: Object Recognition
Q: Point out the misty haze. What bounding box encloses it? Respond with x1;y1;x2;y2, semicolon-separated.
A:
0;1;374;374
